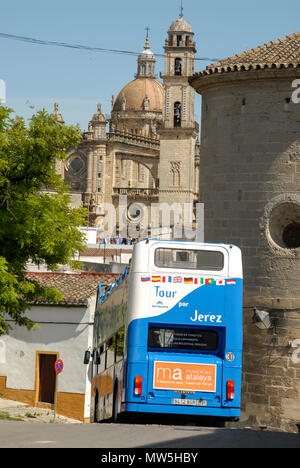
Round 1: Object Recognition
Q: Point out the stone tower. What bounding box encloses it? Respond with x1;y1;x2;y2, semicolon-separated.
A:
190;32;300;432
159;15;197;230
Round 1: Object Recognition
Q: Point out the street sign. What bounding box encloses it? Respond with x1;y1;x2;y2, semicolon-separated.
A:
53;359;63;422
54;359;64;374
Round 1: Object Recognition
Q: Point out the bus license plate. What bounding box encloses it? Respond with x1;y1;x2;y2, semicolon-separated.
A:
173;398;207;407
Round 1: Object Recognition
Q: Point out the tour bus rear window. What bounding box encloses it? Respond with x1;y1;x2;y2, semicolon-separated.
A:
148;326;219;352
154;248;224;271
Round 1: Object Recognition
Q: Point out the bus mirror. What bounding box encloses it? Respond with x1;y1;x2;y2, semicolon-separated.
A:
83;350;91;364
94;350;101;365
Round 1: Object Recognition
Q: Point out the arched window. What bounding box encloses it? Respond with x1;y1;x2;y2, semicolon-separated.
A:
142;64;146;74
174;102;182;128
175;58;182;76
170;161;181;186
177;35;183;46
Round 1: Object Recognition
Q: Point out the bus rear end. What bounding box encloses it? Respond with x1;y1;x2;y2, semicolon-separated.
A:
123;240;243;420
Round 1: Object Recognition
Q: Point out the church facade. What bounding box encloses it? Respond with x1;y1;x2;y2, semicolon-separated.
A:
54;16;200;240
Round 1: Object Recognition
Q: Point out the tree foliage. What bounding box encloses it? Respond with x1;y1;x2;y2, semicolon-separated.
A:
0;106;87;334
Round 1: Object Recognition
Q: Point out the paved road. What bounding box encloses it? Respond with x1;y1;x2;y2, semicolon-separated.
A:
0;419;299;449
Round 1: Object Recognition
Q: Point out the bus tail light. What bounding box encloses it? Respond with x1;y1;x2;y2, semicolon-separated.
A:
227;380;234;400
134;376;143;396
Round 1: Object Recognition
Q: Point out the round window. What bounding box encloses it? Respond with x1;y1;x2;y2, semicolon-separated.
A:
127;203;144;222
70;157;84;174
282;222;300;249
268;201;300;249
66;152;86;176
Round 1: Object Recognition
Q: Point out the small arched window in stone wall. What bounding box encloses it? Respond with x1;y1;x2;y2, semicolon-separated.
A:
264;197;300;249
174;101;182;127
170;161;181;186
175;58;182;76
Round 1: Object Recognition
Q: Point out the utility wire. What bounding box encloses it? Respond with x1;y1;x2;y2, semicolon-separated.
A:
0;32;220;62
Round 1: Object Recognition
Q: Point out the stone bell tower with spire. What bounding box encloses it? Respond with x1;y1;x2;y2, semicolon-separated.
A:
158;12;197;233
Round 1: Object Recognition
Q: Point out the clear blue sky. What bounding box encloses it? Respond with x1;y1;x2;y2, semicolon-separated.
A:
1;0;300;130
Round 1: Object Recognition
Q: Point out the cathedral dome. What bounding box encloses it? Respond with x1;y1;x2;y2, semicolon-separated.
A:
113;78;164;112
169;17;193;33
112;35;164;113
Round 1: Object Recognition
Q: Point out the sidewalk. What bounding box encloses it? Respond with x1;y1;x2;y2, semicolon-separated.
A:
0;398;27;410
0;398;81;424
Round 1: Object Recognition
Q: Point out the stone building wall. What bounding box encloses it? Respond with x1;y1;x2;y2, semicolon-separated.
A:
193;69;300;432
159;129;196;205
243;307;300;432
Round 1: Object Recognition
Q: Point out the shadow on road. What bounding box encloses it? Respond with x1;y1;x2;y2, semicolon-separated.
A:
116;412;229;428
113;413;300;448
137;427;300;448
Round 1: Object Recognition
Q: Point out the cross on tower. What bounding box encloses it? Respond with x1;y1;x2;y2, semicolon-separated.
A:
145;27;150;39
180;0;184;18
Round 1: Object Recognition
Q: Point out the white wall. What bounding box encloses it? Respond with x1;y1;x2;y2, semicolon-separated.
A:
0;295;96;419
79;227;98;245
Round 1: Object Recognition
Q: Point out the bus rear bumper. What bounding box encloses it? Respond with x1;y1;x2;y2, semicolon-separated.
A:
124;402;240;418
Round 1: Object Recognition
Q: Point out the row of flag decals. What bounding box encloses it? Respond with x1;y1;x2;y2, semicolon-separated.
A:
141;276;236;285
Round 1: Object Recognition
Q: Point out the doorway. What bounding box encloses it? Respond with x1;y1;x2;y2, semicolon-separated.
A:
36;352;58;405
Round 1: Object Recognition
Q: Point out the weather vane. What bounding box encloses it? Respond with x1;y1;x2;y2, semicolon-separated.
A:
180;0;184;18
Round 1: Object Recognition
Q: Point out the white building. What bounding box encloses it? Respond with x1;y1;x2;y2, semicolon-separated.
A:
0;272;118;422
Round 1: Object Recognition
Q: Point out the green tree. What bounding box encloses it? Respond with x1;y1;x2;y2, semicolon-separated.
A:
0;106;87;334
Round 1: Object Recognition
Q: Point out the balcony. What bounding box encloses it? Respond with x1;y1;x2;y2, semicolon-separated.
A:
113;187;159;200
107;130;160;149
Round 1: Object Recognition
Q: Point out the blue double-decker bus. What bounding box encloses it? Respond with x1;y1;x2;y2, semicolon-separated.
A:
89;240;243;422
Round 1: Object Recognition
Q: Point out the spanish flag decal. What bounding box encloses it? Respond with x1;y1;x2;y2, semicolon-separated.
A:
152;276;161;282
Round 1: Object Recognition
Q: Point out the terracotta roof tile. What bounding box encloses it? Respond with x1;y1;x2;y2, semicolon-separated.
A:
193;31;300;77
26;272;119;305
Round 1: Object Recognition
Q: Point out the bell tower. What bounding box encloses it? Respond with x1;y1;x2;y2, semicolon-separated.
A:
158;14;197;233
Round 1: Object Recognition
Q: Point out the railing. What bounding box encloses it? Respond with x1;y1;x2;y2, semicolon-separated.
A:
107;130;160;149
165;40;196;48
113;187;159;198
82;129;160;148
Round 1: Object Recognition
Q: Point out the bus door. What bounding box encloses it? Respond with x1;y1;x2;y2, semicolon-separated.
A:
146;326;223;409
